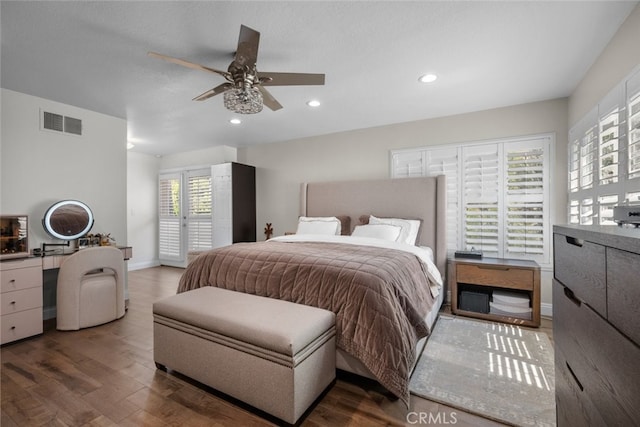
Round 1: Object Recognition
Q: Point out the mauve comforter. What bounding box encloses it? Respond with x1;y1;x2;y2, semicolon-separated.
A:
177;236;439;405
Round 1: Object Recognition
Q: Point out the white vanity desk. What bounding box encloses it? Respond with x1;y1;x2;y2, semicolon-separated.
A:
41;246;132;270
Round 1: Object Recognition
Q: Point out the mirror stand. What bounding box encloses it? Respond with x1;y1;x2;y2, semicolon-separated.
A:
41;241;70;255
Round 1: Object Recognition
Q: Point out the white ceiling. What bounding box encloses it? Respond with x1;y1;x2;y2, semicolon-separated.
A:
1;1;637;156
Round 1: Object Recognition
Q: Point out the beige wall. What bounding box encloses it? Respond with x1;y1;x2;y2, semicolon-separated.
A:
1;89;127;248
238;98;568;240
569;3;640;126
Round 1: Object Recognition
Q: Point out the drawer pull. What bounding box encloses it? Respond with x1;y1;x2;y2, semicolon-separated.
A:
566;362;584;391
563;287;582;307
477;265;510;271
9;279;16;283
10;326;16;330
10;301;16;305
565;236;584;247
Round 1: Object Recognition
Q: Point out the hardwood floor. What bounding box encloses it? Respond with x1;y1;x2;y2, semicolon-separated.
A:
1;266;552;426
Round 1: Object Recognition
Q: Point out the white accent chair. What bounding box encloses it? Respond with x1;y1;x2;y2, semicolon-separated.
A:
56;246;125;330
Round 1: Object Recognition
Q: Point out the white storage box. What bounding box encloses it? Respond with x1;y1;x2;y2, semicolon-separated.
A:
492;290;530;308
489;302;533;320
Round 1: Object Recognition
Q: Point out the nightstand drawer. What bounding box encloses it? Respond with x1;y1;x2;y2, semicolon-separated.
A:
1;308;43;344
553;281;640;425
607;248;640;345
456;264;533;290
0;287;43;315
554;233;606;317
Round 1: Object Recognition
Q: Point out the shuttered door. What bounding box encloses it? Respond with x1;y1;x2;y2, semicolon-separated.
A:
186;169;212;251
158;173;181;262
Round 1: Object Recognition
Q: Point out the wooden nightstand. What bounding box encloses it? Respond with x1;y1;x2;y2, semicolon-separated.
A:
448;257;540;327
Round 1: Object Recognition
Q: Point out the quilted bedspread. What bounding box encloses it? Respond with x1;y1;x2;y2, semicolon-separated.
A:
177;237;439;405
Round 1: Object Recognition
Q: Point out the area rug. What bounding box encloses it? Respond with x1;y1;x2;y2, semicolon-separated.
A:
410;316;556;426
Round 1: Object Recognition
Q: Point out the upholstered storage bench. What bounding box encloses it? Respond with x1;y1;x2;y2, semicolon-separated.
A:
153;286;336;424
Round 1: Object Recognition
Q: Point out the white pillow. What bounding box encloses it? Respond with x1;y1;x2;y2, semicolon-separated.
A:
351;224;402;241
369;215;421;245
296;216;341;235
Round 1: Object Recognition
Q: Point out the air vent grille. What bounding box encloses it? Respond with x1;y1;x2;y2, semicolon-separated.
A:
41;110;83;136
64;116;82;135
43;111;64;132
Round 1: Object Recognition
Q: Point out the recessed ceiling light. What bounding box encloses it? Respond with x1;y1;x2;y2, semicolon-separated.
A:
306;100;321;107
229;118;242;125
419;74;438;83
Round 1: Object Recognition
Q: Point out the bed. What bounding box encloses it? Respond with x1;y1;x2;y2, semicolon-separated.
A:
178;176;447;405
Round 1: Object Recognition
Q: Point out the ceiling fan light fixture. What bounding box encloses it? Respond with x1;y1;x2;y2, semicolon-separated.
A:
419;73;438;83
224;87;263;114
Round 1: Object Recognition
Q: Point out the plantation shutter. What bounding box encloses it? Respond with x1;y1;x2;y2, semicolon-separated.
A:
425;147;459;254
504;140;547;258
580;124;598;192
391;134;552;265
392;150;425;177
158;172;181;260
568;108;598;225
186;168;212;251
628;71;640;183
598;108;620;186
462;144;500;255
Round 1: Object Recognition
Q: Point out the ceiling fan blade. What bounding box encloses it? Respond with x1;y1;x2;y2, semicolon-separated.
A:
192;83;233;101
148;51;230;78
257;86;283;111
259;72;325;86
235;25;260;67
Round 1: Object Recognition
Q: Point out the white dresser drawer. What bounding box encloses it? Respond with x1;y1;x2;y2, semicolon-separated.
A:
0;264;43;293
0;257;41;271
0;287;43;315
1;308;43;344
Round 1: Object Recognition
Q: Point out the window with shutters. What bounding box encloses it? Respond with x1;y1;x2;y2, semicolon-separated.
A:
568;66;640;224
505;143;546;257
463;144;500;255
599;109;620;186
426;148;459;254
580;124;597;190
391;134;551;265
629;84;640;181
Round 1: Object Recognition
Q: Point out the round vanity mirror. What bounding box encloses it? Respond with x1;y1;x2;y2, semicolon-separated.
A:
42;200;94;240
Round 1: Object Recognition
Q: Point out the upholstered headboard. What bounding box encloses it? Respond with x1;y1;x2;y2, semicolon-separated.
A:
300;176;447;276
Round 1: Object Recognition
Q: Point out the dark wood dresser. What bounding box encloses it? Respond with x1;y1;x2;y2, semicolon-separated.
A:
553;225;640;426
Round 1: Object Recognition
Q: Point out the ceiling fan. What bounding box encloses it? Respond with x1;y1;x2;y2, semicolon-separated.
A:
149;25;325;114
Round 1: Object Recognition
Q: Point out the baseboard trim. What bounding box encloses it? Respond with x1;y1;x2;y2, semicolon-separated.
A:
128;259;161;271
541;303;552;318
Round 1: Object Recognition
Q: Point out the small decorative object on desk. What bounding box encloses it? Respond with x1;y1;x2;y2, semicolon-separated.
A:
264;223;273;240
94;233;115;246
